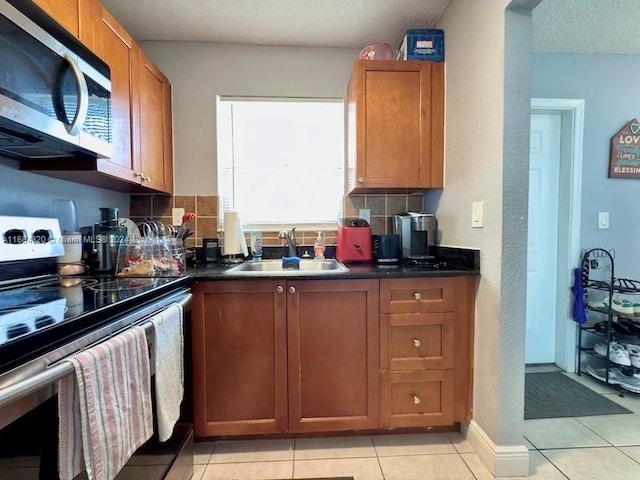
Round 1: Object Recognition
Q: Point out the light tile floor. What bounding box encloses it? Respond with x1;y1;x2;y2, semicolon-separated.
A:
191;367;640;479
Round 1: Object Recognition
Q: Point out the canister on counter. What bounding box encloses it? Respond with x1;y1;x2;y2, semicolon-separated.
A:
199;237;220;263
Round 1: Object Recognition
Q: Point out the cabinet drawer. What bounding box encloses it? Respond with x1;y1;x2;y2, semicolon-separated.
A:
383;313;454;370
380;278;456;314
382;370;454;428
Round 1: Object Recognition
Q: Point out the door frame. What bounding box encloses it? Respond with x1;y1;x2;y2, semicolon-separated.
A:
530;98;584;372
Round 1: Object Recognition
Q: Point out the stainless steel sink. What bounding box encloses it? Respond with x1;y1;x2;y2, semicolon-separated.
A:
223;259;349;276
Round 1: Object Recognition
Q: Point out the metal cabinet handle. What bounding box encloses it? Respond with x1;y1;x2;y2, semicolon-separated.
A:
64;54;89;135
288;286;296;294
276;285;284;294
413;292;422;301
413;338;421;348
134;173;152;182
412;394;421;405
357;177;365;184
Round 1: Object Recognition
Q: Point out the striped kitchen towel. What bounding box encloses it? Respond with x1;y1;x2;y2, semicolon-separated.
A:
58;326;153;480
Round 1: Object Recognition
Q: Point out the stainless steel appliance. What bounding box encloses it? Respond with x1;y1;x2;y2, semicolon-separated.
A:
392;212;437;261
81;207;127;273
0;215;193;480
0;0;112;159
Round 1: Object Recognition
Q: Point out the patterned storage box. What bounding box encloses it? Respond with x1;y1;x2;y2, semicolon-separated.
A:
396;29;445;62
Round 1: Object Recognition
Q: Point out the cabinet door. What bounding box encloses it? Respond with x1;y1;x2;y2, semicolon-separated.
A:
191;281;288;437
136;48;174;194
32;0;94;48
92;3;139;184
287;279;380;432
347;60;444;193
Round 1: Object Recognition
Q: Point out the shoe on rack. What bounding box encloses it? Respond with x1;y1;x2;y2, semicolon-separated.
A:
615;295;640;315
586;364;621;385
592;321;638;341
618;318;640;336
609;295;635;316
593;341;631;366
611;367;640;393
588;296;611;313
625;343;640;368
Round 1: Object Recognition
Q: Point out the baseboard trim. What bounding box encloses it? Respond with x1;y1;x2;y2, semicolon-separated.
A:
462;420;530;477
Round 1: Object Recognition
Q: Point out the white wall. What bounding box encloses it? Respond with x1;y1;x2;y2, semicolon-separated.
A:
434;0;534;466
140;42;360;196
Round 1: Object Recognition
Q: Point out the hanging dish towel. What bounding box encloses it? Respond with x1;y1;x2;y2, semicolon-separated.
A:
151;303;184;441
58;326;153;480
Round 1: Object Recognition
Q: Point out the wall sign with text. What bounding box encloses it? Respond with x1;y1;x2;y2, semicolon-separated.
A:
610;118;640;178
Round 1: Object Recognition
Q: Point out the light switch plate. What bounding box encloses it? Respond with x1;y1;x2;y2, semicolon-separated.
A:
598;212;609;229
172;208;185;226
472;201;484;228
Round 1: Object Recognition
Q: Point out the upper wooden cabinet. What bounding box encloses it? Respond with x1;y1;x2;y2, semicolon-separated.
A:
136;48;174;194
92;3;139;185
347;60;445;194
32;0;94;48
22;0;174;194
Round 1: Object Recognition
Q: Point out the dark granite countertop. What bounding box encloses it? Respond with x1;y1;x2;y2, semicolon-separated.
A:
186;246;480;281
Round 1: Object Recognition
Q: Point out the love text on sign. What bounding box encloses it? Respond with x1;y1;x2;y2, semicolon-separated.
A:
610;118;640;178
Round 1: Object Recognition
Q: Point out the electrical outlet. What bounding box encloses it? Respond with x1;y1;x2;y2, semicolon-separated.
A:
359;208;371;224
172;208;185;226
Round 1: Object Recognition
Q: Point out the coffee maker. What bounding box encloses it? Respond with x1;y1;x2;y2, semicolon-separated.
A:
392;212;437;261
81;207;127;273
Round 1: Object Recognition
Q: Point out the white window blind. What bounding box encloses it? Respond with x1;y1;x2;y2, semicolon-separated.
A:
216;96;344;229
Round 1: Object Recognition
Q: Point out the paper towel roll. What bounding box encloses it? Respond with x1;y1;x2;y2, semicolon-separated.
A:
223;211;248;256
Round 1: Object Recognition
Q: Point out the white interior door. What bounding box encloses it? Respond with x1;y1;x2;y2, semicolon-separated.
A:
526;113;561;364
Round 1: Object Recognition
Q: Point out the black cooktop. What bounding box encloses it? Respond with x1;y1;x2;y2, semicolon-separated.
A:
0;275;188;374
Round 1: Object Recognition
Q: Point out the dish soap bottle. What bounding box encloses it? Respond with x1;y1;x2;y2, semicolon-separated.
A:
313;231;325;260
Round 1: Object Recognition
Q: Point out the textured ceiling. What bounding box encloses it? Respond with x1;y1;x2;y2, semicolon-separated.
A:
99;0;640;54
533;0;640;54
98;0;451;49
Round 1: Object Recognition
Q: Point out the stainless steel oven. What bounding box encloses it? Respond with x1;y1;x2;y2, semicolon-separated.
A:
0;216;193;480
0;0;111;159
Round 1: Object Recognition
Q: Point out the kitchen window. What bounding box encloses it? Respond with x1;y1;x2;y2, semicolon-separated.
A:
216;96;344;229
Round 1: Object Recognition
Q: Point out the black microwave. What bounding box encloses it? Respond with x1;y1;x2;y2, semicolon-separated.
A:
0;0;111;159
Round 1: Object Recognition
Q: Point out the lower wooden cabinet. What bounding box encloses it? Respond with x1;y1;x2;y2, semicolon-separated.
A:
191;280;287;436
287;279;379;433
380;277;474;428
192;276;473;437
191;279;380;437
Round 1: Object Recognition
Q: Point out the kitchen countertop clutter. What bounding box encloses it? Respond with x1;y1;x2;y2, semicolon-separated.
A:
187;245;480;280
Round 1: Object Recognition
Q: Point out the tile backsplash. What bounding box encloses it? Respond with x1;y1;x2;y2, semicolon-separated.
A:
130;195;218;248
130;193;423;248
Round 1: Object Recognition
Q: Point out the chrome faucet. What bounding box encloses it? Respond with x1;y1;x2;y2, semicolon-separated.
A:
278;228;298;257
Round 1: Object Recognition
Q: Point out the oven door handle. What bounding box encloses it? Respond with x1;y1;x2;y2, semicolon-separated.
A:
0;292;192;410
